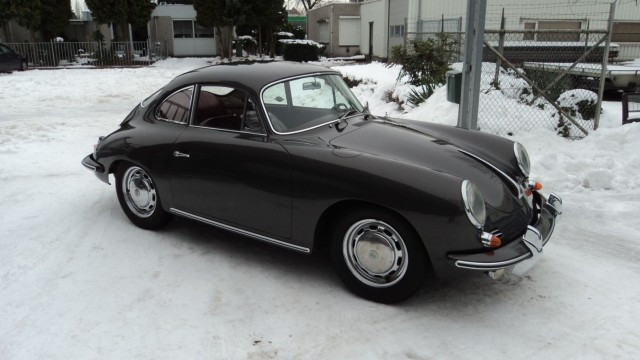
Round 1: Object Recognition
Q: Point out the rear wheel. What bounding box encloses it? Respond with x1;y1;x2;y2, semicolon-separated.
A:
19;60;27;71
330;208;427;303
115;163;172;229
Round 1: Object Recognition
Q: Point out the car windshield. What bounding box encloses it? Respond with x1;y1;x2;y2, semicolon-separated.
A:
262;74;365;134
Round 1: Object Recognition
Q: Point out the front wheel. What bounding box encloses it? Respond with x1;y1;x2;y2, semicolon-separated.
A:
115;163;172;229
330;208;428;303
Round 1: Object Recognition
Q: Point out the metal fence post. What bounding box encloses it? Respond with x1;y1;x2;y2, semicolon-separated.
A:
492;8;505;88
458;0;486;130
594;2;616;130
458;0;476;129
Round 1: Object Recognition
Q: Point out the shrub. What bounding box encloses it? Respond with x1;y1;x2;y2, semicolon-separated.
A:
554;89;599;138
281;41;323;62
388;34;458;105
342;76;363;88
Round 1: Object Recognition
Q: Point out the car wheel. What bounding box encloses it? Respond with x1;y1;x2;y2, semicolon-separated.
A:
330;208;427;303
115;163;172;229
20;60;27;71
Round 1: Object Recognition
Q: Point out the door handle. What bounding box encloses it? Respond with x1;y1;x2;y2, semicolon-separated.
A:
173;151;190;158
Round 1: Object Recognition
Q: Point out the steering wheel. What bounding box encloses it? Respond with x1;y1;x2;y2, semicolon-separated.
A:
332;103;349;112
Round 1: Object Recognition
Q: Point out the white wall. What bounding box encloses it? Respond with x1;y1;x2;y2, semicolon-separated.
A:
360;0;388;59
151;4;197;19
419;0;640;30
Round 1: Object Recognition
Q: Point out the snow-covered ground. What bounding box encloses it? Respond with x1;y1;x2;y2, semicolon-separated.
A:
1;58;639;359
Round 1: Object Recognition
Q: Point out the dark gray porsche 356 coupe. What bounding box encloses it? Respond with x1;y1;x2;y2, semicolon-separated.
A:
83;62;562;303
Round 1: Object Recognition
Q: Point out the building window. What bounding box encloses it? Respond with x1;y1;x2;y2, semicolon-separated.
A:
174;20;193;38
389;25;405;38
612;22;640;42
521;20;582;42
174;20;214;39
195;23;215;38
339;16;361;46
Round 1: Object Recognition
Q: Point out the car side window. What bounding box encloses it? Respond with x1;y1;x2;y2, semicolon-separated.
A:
194;86;264;133
0;44;11;53
263;83;288;105
156;87;193;123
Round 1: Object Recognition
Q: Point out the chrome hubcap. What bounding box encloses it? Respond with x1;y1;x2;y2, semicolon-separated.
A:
122;166;156;218
343;219;408;288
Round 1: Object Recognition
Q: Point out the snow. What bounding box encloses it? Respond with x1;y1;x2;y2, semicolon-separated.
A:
277;32;294;38
278;39;325;49
1;58;640;359
486;41;619;49
523;62;640;75
236;35;257;44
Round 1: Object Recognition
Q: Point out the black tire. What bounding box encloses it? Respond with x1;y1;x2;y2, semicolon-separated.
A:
115;162;172;229
19;60;27;71
329;208;428;303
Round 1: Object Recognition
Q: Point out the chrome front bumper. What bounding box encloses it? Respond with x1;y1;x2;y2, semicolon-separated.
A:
448;193;562;279
82;154;104;173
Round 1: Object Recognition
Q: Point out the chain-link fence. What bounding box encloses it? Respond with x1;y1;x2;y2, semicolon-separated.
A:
479;29;610;138
5;41;162;68
403;2;623;139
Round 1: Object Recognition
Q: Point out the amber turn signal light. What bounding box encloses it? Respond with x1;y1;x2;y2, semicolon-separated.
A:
527;180;542;191
480;233;502;248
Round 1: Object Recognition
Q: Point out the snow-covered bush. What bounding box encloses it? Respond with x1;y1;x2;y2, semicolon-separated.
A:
280;40;325;62
554;89;599;137
234;36;257;55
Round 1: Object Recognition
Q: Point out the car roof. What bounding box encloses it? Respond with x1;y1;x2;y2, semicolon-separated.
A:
167;61;339;93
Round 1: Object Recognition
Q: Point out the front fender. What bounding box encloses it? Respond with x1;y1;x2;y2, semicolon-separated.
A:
285;142;480;268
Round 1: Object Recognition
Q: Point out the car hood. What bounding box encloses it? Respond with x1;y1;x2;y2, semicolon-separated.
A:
328;118;532;238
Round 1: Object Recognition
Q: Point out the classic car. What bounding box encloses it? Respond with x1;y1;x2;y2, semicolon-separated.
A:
82;62;562;303
0;42;27;72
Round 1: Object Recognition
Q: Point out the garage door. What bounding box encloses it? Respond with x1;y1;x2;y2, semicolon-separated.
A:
173;20;216;56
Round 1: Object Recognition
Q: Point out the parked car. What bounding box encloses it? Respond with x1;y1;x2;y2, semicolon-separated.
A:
0;42;27;72
82;62;562;303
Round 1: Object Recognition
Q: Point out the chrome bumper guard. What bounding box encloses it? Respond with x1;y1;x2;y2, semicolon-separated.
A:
449;193;562;280
81;154;104;173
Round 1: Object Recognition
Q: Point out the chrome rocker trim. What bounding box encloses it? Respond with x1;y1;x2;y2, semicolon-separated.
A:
169;208;311;254
451;192;562;278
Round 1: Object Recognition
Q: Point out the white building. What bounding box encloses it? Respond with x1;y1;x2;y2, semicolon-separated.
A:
310;0;640;61
149;3;216;57
417;0;640;61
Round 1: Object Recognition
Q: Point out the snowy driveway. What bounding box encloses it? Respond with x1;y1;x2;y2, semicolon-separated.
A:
1;60;639;359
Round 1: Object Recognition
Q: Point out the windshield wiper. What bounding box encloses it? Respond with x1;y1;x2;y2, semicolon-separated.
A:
339;109;359;120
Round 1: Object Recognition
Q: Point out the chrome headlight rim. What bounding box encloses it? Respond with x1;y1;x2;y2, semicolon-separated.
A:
514;142;530;178
461;180;487;229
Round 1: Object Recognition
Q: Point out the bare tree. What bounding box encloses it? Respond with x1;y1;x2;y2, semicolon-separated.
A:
299;0;324;12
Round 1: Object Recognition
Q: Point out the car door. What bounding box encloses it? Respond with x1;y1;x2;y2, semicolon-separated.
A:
170;85;292;239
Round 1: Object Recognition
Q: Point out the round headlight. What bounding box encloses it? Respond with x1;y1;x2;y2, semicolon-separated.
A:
514;142;530;178
461;180;486;229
